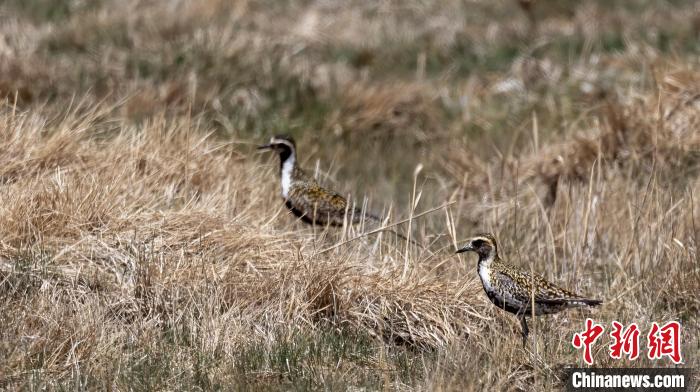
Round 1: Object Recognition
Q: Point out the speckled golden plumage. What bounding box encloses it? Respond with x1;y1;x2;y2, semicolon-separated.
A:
259;135;380;227
284;166;378;226
456;233;602;344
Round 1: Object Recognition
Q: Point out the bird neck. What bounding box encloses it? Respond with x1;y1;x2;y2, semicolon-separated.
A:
279;148;296;199
477;251;497;269
476;252;497;290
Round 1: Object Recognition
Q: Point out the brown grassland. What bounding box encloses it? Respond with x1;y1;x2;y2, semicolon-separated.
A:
0;0;699;390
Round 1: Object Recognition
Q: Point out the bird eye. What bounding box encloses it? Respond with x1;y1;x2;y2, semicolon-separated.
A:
472;239;484;247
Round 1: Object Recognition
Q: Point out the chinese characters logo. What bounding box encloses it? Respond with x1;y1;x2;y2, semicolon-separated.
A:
572;319;682;365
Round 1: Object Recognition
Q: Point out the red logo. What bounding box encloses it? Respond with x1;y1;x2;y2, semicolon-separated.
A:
572;318;605;365
647;321;682;364
572;320;682;365
609;321;640;360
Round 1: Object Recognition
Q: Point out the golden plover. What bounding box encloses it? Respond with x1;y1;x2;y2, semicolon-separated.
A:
258;135;383;227
455;233;602;344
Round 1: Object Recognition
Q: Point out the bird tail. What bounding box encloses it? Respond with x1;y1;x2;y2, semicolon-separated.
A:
361;212;384;225
538;297;603;307
564;298;603;307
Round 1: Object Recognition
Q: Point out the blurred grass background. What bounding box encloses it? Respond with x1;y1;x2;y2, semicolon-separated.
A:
3;0;699;206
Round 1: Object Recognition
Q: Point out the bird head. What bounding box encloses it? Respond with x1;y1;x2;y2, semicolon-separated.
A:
258;135;296;153
258;135;297;164
456;233;498;259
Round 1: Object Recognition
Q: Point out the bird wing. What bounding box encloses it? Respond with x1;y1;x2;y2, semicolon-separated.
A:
494;268;582;304
285;171;381;225
285;181;352;224
492;270;531;303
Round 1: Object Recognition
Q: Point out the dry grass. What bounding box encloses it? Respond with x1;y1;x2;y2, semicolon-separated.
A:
0;0;698;390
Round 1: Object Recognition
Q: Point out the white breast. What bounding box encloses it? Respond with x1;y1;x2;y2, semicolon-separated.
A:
280;157;295;199
478;263;493;291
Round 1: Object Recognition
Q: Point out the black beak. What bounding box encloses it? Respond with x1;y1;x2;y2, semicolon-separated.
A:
257;143;273;150
455;244;472;254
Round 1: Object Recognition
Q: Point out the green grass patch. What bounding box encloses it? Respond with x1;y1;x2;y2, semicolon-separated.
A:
11;328;433;391
230;329;431;390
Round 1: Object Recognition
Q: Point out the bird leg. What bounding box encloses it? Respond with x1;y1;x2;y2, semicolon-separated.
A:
515;306;530;346
519;316;529;346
